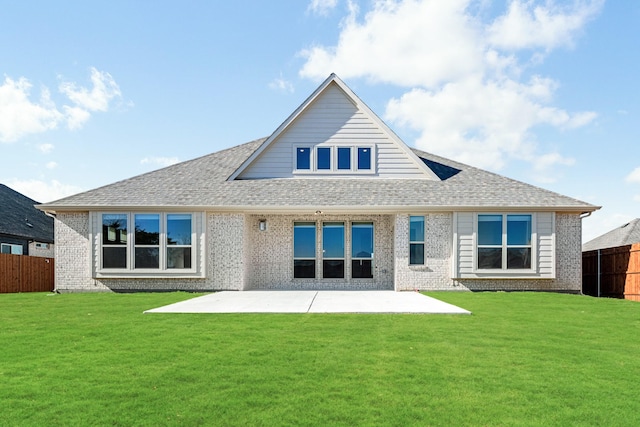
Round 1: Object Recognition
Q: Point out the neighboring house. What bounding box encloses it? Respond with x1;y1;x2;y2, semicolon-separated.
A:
0;184;54;257
582;219;640;300
37;74;598;293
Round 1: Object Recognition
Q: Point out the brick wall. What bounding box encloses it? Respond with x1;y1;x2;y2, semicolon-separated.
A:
245;214;394;290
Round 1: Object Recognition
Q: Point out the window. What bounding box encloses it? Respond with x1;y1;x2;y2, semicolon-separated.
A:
103;214;127;268
409;216;425;265
35;243;49;249
294;222;316;278
337;147;351;170
135;214;160;269
167;214;192;269
477;214;532;270
293;145;374;174
357;147;372;170
323;222;344;278
100;213;194;272
1;243;23;255
317;147;331;170
296;147;311;170
352;222;373;278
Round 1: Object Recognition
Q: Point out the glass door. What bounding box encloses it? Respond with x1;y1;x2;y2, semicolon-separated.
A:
352;222;373;278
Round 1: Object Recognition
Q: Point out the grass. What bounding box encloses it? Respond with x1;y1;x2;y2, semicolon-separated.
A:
1;291;640;426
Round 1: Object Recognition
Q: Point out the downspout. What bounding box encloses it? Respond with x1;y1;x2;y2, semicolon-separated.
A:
597;249;601;298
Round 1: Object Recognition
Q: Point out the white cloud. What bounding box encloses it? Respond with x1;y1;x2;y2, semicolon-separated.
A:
0;67;122;142
59;67;121;113
299;0;602;178
268;76;295;93
38;143;55;154
5;178;83;203
626;167;640;184
45;161;58;170
487;0;604;51
308;0;339;16
140;157;180;168
0;77;63;142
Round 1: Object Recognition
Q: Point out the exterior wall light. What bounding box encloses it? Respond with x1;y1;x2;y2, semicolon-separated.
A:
258;219;267;232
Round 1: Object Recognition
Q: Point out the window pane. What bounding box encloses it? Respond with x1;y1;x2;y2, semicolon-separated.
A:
11;245;23;255
410;243;424;265
409;216;424;242
294;260;315;278
478;215;502;245
103;247;127;269
294;222;316;259
323;222;344;258
317;147;331;170
478;248;502;269
296;147;310;170
352;259;373;279
507;215;532;246
0;245;9;254
103;214;127;245
357;147;371;170
352;222;373;258
323;260;344;278
135;214;160;245
167;247;192;269
507;248;531;269
135;247;159;269
337;147;351;170
167;214;192;245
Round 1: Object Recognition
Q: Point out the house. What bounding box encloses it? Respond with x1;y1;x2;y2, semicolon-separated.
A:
582;219;640;300
0;184;54;257
37;74;598;293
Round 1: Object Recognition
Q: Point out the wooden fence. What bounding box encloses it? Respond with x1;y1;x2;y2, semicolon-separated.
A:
582;243;640;301
0;253;54;293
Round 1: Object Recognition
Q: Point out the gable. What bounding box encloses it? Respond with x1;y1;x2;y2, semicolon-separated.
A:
232;75;439;181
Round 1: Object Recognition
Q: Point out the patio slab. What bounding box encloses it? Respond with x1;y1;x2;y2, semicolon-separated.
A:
144;291;471;314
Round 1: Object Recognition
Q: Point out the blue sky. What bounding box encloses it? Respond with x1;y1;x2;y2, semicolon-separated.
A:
1;0;638;243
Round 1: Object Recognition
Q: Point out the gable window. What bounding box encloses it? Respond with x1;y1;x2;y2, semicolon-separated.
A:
352;222;373;278
337;147;351;170
100;212;195;273
357;147;372;170
323;222;345;278
477;214;532;270
294;222;316;278
409;216;425;265
296;147;311;170
1;243;23;255
317;147;331;170
293;145;375;174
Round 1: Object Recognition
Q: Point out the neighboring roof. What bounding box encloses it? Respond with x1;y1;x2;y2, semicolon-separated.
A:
582;219;640;252
0;184;54;243
37;138;598;214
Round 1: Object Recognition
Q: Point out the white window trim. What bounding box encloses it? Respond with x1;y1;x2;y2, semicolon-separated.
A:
95;212;203;278
292;144;376;175
473;213;537;275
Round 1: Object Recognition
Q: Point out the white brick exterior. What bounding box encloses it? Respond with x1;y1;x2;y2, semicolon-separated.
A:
53;211;583;293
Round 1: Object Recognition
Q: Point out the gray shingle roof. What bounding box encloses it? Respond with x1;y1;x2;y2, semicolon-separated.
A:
37;138;598;213
0;184;54;242
582;219;640;252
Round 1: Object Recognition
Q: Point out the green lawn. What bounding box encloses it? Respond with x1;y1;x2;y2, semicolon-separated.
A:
1;291;639;426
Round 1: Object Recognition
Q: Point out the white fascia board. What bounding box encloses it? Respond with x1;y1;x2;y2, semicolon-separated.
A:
227;74;340;181
38;203;600;215
328;75;441;182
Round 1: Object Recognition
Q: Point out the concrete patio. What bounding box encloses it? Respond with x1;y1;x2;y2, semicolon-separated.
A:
144;290;471;314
